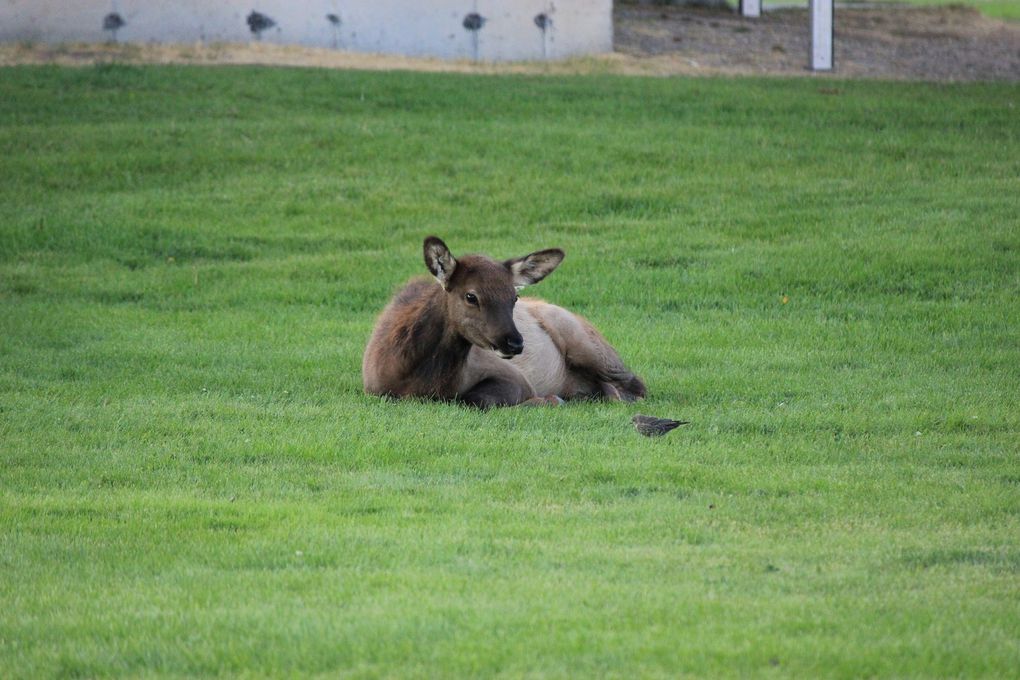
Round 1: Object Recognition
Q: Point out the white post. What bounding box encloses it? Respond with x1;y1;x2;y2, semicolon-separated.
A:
740;0;761;18
810;0;833;71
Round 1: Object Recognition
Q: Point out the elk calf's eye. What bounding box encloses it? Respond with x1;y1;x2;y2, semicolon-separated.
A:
465;293;478;306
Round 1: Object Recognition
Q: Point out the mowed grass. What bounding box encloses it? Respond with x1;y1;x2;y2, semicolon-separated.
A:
878;0;1020;20
1;64;1018;677
759;0;1020;21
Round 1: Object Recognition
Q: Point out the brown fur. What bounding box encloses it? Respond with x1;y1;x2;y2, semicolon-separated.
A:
362;237;646;408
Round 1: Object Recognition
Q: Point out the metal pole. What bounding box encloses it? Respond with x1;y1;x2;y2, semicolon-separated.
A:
810;0;833;71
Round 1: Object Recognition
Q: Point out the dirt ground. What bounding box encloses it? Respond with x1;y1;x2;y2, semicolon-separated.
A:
1;5;1018;81
615;5;1020;80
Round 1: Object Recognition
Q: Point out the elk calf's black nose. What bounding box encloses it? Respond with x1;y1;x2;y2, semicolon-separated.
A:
506;336;524;355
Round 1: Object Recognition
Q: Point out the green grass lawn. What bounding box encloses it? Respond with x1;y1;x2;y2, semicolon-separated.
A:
869;0;1019;21
758;0;1020;21
1;64;1019;677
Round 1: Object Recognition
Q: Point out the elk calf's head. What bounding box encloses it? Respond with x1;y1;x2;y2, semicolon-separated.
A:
424;236;564;358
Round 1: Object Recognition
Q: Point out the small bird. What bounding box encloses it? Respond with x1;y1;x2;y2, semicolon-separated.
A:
632;414;689;437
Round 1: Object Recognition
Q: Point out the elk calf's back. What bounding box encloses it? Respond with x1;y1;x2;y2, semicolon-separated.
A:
362;237;646;408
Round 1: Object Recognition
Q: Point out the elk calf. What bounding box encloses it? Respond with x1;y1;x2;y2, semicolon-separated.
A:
362;237;646;408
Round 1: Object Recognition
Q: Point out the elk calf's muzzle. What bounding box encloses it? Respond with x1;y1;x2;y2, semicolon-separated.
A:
501;334;524;357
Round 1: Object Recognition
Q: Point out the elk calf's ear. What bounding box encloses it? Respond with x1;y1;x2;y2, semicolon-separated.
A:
424;236;457;289
505;248;565;289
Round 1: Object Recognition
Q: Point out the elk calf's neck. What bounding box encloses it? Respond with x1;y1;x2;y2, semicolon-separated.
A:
362;237;646;408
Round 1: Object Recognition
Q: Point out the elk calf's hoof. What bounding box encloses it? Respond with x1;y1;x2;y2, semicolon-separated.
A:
523;395;564;407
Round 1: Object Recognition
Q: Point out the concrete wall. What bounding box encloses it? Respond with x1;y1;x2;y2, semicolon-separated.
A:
0;1;613;61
